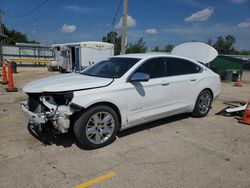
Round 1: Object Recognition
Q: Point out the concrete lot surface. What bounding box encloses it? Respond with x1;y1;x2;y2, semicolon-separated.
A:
0;67;250;188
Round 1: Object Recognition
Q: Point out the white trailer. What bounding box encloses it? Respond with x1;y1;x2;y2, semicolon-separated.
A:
50;41;114;72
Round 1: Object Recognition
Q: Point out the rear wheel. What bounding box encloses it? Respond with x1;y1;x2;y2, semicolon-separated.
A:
191;90;212;117
74;105;119;149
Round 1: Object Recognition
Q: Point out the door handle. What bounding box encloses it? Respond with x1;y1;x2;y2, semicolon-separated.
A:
190;78;197;82
161;82;170;86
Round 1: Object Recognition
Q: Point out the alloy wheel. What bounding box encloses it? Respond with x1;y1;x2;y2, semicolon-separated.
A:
85;112;115;144
198;92;211;115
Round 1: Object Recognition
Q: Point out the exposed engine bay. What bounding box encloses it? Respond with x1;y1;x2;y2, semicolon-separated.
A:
21;92;77;133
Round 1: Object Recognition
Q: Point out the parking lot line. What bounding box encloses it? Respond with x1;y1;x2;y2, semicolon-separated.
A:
74;171;117;188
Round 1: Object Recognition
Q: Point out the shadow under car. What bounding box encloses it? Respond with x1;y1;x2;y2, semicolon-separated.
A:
27;113;190;150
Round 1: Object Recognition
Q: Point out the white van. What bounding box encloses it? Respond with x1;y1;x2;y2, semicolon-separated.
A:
50;41;114;72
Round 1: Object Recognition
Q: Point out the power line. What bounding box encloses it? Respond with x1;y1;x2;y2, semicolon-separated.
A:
110;0;122;46
12;0;63;26
4;0;49;18
112;0;122;28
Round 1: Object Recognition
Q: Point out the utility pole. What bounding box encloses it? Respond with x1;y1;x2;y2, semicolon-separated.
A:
0;9;4;63
120;0;127;54
0;9;3;36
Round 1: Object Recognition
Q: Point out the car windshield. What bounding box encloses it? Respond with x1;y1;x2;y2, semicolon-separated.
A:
81;57;141;78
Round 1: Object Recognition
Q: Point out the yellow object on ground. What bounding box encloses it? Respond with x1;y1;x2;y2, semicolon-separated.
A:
74;171;117;188
10;58;52;63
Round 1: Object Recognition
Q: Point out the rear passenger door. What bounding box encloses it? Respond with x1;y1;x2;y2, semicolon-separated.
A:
165;57;202;113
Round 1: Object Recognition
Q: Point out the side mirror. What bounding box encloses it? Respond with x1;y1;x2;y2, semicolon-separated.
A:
129;72;150;82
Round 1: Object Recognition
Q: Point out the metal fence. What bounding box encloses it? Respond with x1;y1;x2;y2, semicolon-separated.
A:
1;43;52;58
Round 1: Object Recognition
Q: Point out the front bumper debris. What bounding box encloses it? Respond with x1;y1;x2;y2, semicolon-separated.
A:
21;97;74;133
21;102;46;124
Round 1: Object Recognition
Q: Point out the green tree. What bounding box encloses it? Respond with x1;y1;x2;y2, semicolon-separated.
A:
3;24;28;44
224;35;236;54
152;44;174;52
2;24;39;45
163;44;174;52
213;35;236;54
238;50;250;55
207;38;213;46
102;31;121;55
28;40;40;44
126;37;147;53
153;46;160;52
213;36;224;53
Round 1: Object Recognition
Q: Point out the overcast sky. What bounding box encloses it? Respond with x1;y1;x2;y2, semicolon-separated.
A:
1;0;250;50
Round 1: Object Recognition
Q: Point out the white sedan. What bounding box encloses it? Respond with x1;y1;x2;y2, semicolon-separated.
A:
21;51;220;149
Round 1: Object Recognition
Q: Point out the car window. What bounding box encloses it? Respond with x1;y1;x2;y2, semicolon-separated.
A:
81;58;140;78
134;58;166;79
165;57;201;76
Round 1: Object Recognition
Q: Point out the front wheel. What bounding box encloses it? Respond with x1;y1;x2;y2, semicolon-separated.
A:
74;106;120;149
191;90;212;117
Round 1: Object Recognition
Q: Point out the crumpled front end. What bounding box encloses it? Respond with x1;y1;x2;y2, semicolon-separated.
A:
21;92;77;133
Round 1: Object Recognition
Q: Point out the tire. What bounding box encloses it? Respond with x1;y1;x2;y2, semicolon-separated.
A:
191;90;212;117
74;105;120;149
59;67;65;73
47;66;52;72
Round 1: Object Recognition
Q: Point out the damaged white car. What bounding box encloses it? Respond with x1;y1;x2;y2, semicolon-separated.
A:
21;42;221;149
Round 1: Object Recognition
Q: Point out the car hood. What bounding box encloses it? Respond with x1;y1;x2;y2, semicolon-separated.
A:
23;73;113;93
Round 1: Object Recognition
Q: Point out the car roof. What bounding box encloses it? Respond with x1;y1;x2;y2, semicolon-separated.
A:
115;53;167;59
114;53;198;63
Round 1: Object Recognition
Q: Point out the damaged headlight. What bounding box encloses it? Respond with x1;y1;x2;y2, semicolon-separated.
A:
63;91;74;105
45;91;74;105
